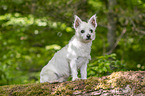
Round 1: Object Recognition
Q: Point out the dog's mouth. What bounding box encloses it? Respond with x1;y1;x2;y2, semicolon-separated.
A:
86;38;92;40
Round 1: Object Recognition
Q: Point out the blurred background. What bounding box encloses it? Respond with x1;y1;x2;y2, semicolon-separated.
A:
0;0;145;85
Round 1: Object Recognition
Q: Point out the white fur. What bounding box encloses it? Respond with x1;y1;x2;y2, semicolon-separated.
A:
40;14;97;83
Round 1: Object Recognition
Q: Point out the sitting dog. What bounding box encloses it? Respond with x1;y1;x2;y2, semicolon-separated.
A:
40;14;97;83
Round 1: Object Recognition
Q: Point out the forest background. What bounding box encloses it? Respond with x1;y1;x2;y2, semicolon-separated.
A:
0;0;145;85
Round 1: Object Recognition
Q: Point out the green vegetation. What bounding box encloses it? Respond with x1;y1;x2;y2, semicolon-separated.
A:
0;0;145;85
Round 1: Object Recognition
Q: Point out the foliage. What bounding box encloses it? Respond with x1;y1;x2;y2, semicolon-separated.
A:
0;13;73;85
0;0;145;85
88;53;126;77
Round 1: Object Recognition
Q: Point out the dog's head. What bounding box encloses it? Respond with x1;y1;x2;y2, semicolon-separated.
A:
73;14;97;43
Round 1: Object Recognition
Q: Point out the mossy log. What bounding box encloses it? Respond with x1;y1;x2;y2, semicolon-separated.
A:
0;71;145;96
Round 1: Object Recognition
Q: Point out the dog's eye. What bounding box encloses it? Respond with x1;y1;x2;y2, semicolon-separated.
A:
81;30;85;33
90;29;93;33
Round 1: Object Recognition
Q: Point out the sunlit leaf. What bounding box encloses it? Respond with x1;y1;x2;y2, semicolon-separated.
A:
45;44;61;50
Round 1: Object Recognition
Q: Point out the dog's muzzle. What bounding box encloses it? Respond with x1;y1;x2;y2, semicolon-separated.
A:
86;34;91;40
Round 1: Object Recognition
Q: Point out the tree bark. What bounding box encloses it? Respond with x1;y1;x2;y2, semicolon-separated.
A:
31;0;36;15
107;0;117;53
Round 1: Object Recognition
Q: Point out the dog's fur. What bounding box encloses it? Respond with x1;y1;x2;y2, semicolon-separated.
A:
40;15;97;83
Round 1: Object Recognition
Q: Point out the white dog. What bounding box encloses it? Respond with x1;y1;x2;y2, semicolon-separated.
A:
40;14;97;83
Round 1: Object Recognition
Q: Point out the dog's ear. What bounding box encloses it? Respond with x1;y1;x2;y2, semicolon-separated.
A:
88;14;97;28
74;15;82;29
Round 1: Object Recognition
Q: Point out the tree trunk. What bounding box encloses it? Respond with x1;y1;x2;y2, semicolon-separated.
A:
107;0;117;54
31;0;36;15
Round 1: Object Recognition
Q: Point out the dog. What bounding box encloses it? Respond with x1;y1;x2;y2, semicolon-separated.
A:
40;14;97;83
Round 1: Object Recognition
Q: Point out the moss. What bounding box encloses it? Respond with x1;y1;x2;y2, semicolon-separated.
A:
0;71;144;95
141;78;145;86
94;71;145;93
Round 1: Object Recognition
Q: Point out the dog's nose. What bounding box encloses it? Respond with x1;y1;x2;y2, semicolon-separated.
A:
87;34;91;39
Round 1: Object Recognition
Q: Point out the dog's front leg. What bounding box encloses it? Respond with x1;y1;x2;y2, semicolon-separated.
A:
70;59;78;81
80;60;88;79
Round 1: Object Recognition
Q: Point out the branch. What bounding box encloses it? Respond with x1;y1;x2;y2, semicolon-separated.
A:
106;28;127;54
135;29;145;35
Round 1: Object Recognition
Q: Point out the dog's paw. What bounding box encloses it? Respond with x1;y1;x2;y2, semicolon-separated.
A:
81;78;87;80
72;77;80;81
